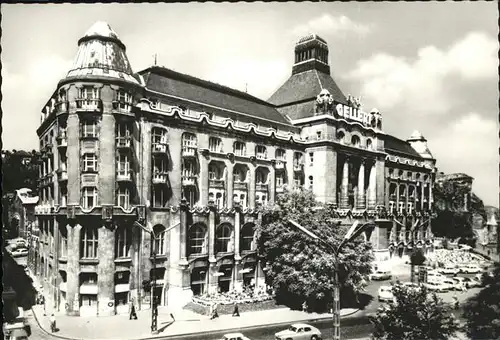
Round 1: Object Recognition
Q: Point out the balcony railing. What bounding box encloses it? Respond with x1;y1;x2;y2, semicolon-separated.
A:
57;169;68;182
116;136;132;149
75;99;102;112
256;183;268;191
256;153;267;160
152;172;169;184
55;101;69;114
276;185;285;193
117;170;132;182
275;160;285;170
234;181;247;190
152;143;168;154
182;174;197;186
209;179;225;188
182;146;197;157
293;162;304;172
56;134;67;148
389;194;397;200
112;100;132;113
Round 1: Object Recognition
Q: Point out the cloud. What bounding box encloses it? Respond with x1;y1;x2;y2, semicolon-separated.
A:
428;113;498;205
203;59;289;100
292;13;371;37
346;31;498;115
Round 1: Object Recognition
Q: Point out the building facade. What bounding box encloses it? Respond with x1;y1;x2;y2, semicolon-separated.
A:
34;23;436;316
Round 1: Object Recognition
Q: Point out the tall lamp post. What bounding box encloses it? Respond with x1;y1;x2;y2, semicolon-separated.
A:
289;219;374;340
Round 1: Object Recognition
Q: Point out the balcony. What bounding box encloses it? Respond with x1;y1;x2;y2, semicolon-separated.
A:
55;101;69;115
275;160;285;170
276;185;285;193
256;183;268;191
116;170;132;182
75;98;102;112
152;143;168;154
390;194;397;200
152;171;169;184
116;136;132;149
182;175;197;186
182;146;197;158
209;179;225;188
112;100;132;113
256;153;267;160
56;134;67;148
57;168;68;182
234;181;247;190
293;162;304;172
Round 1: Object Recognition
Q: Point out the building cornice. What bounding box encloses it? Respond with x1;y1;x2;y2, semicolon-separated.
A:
290;114;386;136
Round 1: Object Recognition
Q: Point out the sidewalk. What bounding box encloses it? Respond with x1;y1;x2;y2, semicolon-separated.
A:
32;303;359;340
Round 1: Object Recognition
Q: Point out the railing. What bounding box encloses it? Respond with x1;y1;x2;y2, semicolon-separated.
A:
152;143;168;153
293;162;304;172
116;136;132;148
182;146;197;157
256;153;267;160
55;101;69;114
58;169;68;182
152;172;168;184
112;100;132;113
75;98;102;111
256;183;268;191
276;185;285;193
209;179;225;188
117;170;132;181
56;133;67;147
182;175;197;186
234;181;247;190
304;133;336;142
275;160;285;169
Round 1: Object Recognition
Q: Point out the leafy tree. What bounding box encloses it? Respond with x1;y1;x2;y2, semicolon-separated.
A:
463;263;500;339
371;284;460;340
1;149;41;194
257;188;374;312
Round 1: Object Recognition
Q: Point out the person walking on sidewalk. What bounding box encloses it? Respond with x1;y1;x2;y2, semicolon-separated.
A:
232;303;240;317
129;301;138;320
210;303;219;320
50;314;56;333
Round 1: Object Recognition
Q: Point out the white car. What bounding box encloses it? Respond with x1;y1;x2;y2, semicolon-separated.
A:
275;323;322;340
370;270;392;281
461;265;481;274
441;278;460;291
423;281;449;293
378;286;394;302
439;266;459;275
221;333;251;340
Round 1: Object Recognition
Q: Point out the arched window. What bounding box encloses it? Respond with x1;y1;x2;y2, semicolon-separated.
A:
209;137;222;153
256;145;267;159
241;223;256;251
337;131;345;144
116;226;132;258
188;224;206;255
233;165;247;182
81;227;98;259
366;139;373;150
275;149;286;161
153;224;167;256
351;135;361;147
233;141;246;156
216;224;233;253
256;169;268;184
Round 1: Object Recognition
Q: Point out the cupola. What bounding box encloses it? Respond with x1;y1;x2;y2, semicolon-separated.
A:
61;21;140;85
292;34;330;75
407;130;434;159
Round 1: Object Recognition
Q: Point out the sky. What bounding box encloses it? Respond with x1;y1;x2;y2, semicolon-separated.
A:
1;3;498;206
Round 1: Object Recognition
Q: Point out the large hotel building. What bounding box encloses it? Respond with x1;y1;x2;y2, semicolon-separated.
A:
33;22;437;316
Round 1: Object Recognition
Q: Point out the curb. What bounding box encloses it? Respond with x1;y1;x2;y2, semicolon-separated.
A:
31;307;362;340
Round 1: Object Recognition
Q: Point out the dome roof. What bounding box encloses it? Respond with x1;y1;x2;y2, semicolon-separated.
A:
63;21;140;85
296;33;327;45
408;130;424;140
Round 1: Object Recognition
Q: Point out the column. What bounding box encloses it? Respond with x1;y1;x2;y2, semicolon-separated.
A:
208;207;218;294
429;180;433;211
421;182;425;210
130;223;141;310
99;113;116;205
233;205;243;292
66;114;80;205
199;155;209;206
66;224;81;316
226;162;234;209
367;162;377;209
405;184;409;215
248;164;256;209
340;157;350;209
396;183;400;213
97;224;115;316
179;200;188;263
357;160;366;209
268;166;276;205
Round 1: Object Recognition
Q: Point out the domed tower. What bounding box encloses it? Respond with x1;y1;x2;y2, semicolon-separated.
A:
39;21;144;317
407;130;434;160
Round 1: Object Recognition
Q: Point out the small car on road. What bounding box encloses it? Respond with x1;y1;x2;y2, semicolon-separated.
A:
378;286;394;302
370;270;392;281
221;332;251;340
423;281;449;293
459;264;481;274
438;266;459;276
275;323;322;340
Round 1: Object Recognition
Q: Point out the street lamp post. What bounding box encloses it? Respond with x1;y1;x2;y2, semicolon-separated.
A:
289;219;374;340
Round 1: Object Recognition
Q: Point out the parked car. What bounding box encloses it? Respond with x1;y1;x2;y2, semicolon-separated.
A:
370;270;392;281
16;239;27;247
441;278;460;291
423;281;449;293
452;277;476;289
221;333;251;340
11;249;28;258
275;324;322;340
378;286;394;302
459;264;481;274
439;266;459;275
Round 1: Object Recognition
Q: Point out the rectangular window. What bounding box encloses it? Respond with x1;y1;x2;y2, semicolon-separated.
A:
116;227;131;258
117;187;130;209
152;158;167;173
81;120;97;138
79;87;99;100
276;174;284;187
59;227;68;258
152;187;168;208
80;294;98;307
82;187;98;209
256;145;267;159
309;152;314;166
209;137;222;152
234;142;245;156
117;122;131;138
117;154;129;176
83;154;98;172
81;228;98;258
276;149;286;161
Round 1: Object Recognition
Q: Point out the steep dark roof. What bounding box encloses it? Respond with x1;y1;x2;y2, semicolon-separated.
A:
384;135;422;158
138;66;291;126
267;69;347;120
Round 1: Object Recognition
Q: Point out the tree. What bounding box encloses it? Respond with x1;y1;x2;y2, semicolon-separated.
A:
463;263;500;339
371;284;460;340
257;188;374;312
1;149;41;194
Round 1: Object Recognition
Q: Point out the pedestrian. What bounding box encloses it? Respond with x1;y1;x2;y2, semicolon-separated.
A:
302;301;308;312
129;302;138;320
210;303;219;320
453;294;459;310
232;303;240;317
50;313;56;333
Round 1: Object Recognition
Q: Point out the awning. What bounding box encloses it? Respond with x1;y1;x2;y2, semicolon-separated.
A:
79;284;98;295
59;282;67;292
115;283;130;293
